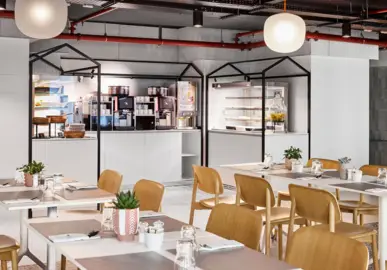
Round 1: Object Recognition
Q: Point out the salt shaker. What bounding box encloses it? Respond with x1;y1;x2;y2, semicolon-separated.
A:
138;221;149;243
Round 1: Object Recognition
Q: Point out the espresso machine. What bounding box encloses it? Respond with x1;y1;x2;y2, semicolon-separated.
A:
114;96;135;130
155;96;176;130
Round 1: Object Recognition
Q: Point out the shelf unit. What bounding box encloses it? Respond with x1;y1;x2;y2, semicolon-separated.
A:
181;131;201;180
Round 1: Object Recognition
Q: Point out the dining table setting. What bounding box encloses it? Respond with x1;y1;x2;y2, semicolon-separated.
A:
0;175;115;269
217;160;387;270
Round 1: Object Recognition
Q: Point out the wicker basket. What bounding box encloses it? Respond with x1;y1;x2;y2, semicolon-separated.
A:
33;117;50;125
47;115;66;124
64;131;85;138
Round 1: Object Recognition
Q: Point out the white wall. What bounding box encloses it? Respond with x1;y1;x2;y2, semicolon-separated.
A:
310;56;370;167
0;37;29;177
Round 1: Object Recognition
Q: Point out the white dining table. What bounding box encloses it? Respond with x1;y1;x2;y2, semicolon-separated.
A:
0;180;115;270
26;213;301;270
217;163;387;270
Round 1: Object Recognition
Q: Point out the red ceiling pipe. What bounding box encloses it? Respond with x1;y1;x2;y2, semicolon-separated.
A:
244;40;266;49
235;29;264;42
56;33;248;49
0;10;14;19
306;32;387;48
70;7;117;34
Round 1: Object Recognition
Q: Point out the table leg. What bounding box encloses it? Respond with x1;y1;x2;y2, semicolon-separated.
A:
46;244;56;270
18;210;28;257
379;196;387;270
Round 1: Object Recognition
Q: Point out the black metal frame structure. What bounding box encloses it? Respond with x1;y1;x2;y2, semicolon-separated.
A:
60;56;205;165
29;43;102;178
205;56;311;165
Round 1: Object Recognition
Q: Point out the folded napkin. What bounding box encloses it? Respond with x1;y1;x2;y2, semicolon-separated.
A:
140;211;166;218
2;198;40;204
0;184;11;188
49;233;100;243
67;184;98;191
297;177;318;181
198;240;243;251
365;188;387;193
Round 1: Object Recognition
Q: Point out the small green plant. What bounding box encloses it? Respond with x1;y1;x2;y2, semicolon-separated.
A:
284;146;302;160
18;160;45;175
113;191;140;209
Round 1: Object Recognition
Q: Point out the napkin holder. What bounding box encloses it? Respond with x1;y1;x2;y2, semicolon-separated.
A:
291;160;303;173
144;232;164;250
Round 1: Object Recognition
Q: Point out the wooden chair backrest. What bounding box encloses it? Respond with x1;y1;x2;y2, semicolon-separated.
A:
133;179;165;212
306;158;340;170
289;184;341;224
234;174;275;207
286;227;369;270
98;169;123;194
206;204;263;251
360;164;387;176
192;166;224;195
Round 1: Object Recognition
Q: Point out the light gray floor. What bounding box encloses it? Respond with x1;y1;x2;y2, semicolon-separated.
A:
0;185;379;267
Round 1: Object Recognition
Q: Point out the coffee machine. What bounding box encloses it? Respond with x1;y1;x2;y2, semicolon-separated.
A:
155;96;176;130
114;96;135;130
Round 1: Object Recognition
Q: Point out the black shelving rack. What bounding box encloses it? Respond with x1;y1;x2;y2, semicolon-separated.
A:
29;43;102;178
205;56;311;165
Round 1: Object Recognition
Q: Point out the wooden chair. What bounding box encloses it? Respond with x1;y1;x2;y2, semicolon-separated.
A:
61;169;122;270
235;174;302;259
277;158;340;206
287;184;379;270
206;203;263;251
133;179;165;212
285;227;369;270
0;235;19;270
338;165;385;225
189;166;238;225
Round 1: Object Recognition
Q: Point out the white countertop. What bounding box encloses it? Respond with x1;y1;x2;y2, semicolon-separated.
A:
32;137;97;142
209;129;308;137
87;129;201;134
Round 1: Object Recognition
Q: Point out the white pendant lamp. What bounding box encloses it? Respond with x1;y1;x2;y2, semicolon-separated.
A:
263;0;306;53
15;0;68;39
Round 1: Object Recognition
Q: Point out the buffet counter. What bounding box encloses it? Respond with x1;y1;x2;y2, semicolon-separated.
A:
32;137;97;185
95;129;201;186
208;130;308;167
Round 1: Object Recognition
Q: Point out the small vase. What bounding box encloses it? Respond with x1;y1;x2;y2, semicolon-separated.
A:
24;173;33;187
339;164;350;180
32;174;39;188
113;208;139;241
285;158;293;170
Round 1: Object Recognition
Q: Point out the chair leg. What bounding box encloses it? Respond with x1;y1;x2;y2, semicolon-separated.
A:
10;250;17;270
359;214;364;226
61;255;67;270
278;196;282;207
372;234;380;270
277;224;283;261
189;207;195;225
265;222;271;257
353;210;358;225
1;260;7;270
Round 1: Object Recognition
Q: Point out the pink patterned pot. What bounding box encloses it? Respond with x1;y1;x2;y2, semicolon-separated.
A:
113;208;139;241
24;173;33;187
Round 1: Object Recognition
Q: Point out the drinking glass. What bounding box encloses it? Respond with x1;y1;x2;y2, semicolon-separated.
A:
38;177;47;198
377;168;387;185
181;225;198;250
101;207;114;232
311;159;323;176
174;239;196;270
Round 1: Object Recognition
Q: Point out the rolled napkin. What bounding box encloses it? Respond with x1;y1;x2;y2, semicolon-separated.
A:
66;184;98;191
198;239;243;251
365;188;387;193
2;198;40;204
49;233;100;243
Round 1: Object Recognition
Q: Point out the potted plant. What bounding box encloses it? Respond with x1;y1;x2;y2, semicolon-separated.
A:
18;161;45;187
338;157;352;180
112;190;140;241
284;146;302;170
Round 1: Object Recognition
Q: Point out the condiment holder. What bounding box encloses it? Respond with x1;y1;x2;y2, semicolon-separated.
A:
291;160;303;173
351;169;363;182
144;220;164;250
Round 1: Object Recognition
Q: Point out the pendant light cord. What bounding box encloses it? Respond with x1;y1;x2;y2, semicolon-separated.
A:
284;0;286;12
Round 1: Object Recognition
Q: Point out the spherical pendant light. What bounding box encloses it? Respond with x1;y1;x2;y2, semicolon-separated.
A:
264;12;306;53
15;0;68;39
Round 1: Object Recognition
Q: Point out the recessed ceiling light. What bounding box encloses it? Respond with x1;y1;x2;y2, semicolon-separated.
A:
364;28;373;33
82;4;94;8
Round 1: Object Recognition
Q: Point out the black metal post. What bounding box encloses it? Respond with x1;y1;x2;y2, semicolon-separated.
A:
262;73;266;162
97;66;101;179
28;61;33;219
200;73;204;166
204;76;209;166
307;73;311;159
